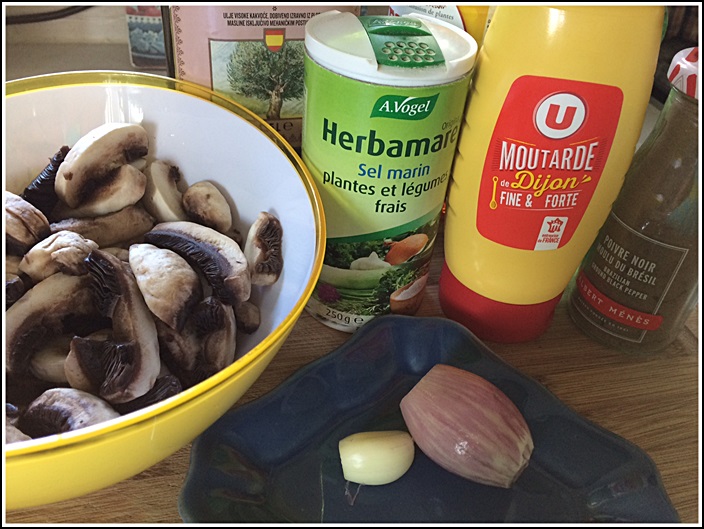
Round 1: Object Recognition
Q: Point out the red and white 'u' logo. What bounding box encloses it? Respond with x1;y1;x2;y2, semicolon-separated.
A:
535;93;586;140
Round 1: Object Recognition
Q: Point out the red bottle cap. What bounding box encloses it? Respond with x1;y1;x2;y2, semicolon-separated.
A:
667;47;699;100
439;262;562;343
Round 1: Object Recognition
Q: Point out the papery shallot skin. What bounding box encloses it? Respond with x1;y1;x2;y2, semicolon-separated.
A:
400;364;533;488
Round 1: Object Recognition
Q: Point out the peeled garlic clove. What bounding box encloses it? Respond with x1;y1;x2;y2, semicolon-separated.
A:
338;430;415;486
400;364;533;488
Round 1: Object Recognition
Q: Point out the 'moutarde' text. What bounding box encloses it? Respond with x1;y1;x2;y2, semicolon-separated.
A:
499;139;598;171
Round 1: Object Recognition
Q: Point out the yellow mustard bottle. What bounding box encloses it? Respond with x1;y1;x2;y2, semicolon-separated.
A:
439;5;665;343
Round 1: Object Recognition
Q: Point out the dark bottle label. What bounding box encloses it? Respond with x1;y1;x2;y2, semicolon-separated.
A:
571;212;689;343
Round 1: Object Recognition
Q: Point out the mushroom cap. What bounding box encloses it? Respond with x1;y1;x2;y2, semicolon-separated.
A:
129;243;203;331
51;164;147;219
142;160;190;223
19;230;99;283
5;192;51;256
17;387;120;438
49;204;156;248
182;180;233;233
234;300;261;335
55;122;149;209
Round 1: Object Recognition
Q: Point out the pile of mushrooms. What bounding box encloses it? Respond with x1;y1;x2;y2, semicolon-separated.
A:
6;122;284;443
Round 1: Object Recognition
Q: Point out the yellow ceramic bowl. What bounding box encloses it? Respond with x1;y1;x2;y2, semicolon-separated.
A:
5;71;325;509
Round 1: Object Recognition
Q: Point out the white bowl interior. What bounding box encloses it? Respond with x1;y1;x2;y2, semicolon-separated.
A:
5;79;318;357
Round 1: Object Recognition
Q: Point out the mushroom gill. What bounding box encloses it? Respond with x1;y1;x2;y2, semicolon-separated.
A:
145;221;251;305
243;211;284;286
156;296;237;388
84;249;161;404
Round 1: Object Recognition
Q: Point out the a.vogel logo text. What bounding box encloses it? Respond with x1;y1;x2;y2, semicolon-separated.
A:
371;94;439;120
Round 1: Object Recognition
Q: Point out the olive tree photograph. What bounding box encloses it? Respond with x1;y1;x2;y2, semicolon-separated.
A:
211;39;305;121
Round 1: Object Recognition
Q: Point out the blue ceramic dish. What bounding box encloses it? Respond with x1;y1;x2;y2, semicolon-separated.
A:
179;315;679;523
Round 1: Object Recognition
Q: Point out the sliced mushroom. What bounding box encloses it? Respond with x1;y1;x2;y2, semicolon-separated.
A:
84;249;161;404
29;334;74;384
6;272;29;307
6;254;22;276
128;243;203;332
7;424;32;444
157;296;236;388
141;159;189;222
196;296;237;371
100;246;130;261
64;331;113;394
235;300;261;334
228;227;244;248
112;374;183;415
5;191;51;256
20;145;70;217
51;164;147;219
182;181;233;233
145;221;251;305
156;319;200;375
19;230;99;283
129;157;148;172
6;402;22;428
6;255;31;307
5;402;30;443
55;122;149;209
243;211;284;286
6;272;97;376
50;204;155;248
17;387;120;439
66;331;175;403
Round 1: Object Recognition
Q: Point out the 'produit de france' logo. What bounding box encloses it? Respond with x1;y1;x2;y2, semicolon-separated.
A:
371;94;438;120
535;93;586;140
547;217;564;233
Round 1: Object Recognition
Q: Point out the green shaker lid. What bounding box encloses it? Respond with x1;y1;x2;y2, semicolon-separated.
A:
305;10;477;87
358;15;446;69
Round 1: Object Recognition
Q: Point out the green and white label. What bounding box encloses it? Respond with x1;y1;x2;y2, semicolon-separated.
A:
302;53;470;331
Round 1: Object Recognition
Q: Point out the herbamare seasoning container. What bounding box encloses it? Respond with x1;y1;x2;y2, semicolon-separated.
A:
302;11;477;332
164;5;360;150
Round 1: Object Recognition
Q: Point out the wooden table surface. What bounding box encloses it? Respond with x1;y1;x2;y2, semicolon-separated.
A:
5;229;700;524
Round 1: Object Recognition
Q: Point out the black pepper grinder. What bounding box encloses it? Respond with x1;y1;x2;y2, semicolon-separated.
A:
567;47;699;353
